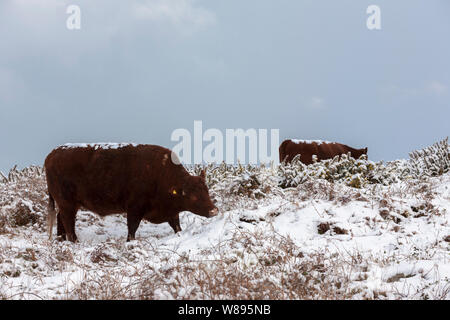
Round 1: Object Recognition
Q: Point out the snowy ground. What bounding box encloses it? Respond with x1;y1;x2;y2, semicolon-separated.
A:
0;169;449;300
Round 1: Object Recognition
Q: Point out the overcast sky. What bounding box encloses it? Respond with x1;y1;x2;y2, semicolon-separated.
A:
0;0;449;171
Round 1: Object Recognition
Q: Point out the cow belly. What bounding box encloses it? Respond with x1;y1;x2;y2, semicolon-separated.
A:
77;188;127;216
82;204;124;216
143;209;168;224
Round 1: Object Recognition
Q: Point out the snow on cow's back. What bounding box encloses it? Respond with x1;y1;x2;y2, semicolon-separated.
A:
290;139;334;145
59;143;140;150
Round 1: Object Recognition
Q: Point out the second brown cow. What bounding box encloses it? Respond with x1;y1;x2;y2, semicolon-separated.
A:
45;143;218;242
279;139;368;165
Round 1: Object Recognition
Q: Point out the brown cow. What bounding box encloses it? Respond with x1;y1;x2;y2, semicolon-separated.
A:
45;143;218;242
279;139;368;165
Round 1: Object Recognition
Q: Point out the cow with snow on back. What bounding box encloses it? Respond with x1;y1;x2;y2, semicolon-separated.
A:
279;139;368;165
45;143;218;242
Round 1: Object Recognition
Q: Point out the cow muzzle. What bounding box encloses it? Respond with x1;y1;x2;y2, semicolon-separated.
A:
208;207;219;217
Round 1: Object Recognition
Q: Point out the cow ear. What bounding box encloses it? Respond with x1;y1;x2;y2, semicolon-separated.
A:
200;169;206;180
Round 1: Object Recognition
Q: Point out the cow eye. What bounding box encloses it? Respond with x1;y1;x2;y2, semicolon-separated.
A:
172;189;178;195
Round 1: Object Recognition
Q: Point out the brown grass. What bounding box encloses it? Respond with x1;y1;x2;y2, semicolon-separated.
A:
63;232;359;300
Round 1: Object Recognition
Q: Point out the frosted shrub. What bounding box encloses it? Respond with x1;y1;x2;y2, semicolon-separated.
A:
229;172;265;199
0;165;44;184
187;162;278;199
0;167;48;231
278;155;308;188
187;162;246;189
278;154;399;188
370;159;410;183
408;137;449;178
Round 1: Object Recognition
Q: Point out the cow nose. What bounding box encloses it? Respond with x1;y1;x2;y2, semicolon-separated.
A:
209;207;218;217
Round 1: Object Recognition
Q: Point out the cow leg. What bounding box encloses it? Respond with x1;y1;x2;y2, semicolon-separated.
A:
56;213;66;241
126;212;144;241
168;214;182;233
60;206;78;243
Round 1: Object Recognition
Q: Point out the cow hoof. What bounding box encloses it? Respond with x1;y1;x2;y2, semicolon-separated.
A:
66;234;78;243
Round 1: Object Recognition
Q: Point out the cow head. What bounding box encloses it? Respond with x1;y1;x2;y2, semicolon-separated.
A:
353;147;368;159
170;169;218;218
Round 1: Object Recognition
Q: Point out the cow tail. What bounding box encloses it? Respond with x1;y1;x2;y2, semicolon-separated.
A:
47;194;56;240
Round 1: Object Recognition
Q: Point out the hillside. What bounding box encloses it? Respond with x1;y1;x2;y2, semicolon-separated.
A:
0;139;449;299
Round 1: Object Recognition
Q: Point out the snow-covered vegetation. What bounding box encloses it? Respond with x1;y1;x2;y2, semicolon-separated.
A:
0;138;449;299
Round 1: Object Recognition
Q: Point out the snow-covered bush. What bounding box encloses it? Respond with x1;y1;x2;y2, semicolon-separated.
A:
0;168;48;232
278;154;400;189
187;162;278;199
7;200;40;227
278;155;308;188
0;165;44;184
408;137;449;178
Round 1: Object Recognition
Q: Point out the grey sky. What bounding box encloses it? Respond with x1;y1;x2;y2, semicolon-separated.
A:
0;0;449;171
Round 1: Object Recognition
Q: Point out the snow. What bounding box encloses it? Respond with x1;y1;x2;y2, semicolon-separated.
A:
60;143;139;150
291;139;333;145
